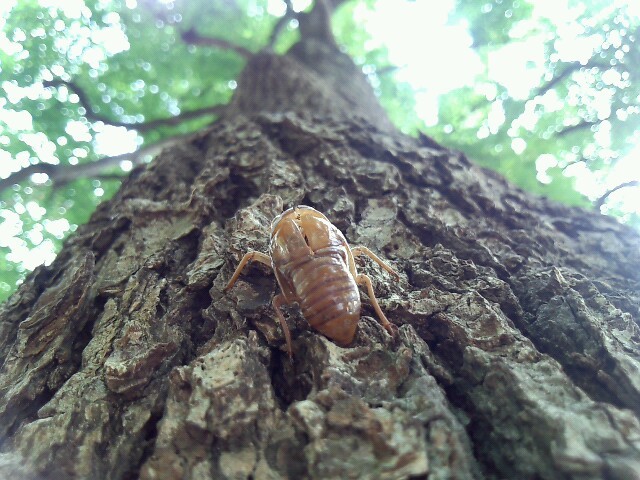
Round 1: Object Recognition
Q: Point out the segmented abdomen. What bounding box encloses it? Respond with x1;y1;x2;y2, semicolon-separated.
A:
289;250;360;345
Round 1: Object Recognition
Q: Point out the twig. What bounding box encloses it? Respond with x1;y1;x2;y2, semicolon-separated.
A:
376;65;401;76
556;120;599;137
44;79;225;132
180;28;253;59
0;132;194;194
595;180;640;209
561;156;587;172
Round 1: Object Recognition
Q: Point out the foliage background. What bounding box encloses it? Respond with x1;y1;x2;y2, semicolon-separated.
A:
1;0;639;303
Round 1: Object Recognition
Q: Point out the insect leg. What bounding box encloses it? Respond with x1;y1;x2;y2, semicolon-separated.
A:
351;246;400;278
224;251;273;292
273;293;294;357
356;274;395;335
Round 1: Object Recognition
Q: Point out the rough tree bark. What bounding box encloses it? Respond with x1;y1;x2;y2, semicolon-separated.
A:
1;2;639;479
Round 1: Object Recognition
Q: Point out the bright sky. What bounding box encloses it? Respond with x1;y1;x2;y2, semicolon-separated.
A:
353;0;481;126
1;0;639;282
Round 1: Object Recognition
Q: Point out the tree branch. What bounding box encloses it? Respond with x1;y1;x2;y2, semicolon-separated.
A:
44;79;225;132
595;180;640;209
44;79;117;126
296;0;337;46
376;65;401;76
137;0;252;58
534;62;584;97
128;104;226;132
534;60;621;98
180;28;253;59
267;0;297;50
556;120;599;137
0;132;194;195
561;156;587;172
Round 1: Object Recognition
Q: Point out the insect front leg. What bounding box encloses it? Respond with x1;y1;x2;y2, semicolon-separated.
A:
356;274;395;336
351;246;400;279
273;293;294;358
224;251;273;291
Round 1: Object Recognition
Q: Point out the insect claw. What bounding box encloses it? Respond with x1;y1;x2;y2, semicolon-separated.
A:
224;251;273;292
351;245;400;279
388;322;399;337
273;293;294;357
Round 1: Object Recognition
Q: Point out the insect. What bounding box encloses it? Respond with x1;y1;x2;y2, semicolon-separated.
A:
224;205;399;356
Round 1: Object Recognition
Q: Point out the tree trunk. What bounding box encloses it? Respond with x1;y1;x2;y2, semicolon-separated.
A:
1;4;639;479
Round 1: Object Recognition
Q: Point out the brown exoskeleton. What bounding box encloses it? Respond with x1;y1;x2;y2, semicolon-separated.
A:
224;205;399;356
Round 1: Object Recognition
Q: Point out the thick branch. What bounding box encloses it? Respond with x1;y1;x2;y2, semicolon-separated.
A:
44;79;225;132
0;132;193;194
180;28;253;59
296;0;337;46
595;180;640;209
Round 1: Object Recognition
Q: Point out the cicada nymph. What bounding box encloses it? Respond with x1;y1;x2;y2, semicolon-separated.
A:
225;206;398;356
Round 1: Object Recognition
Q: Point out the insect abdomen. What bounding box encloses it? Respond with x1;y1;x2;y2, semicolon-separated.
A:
290;251;360;345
